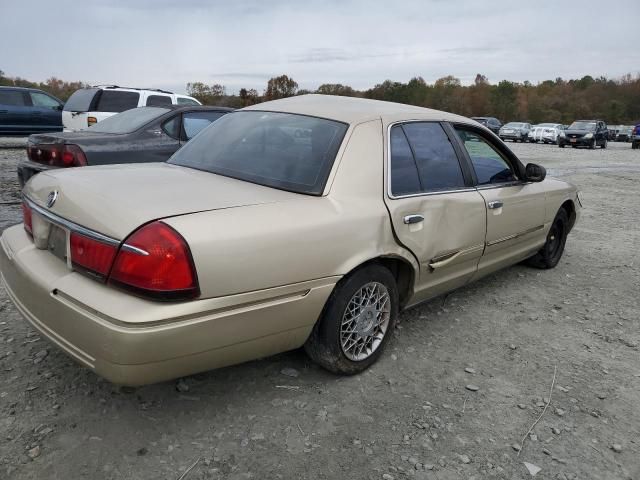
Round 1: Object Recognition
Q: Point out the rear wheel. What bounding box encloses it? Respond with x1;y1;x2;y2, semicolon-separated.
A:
526;209;569;269
559;143;565;148
304;265;398;374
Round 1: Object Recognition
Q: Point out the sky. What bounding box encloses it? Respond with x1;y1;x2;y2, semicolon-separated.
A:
1;0;638;95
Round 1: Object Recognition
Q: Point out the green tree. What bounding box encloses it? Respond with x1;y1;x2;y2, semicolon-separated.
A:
264;75;298;100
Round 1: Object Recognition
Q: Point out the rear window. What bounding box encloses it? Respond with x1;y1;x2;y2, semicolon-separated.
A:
95;91;140;113
0;90;26;106
146;95;172;107
63;88;99;112
169;111;348;195
88;107;168;134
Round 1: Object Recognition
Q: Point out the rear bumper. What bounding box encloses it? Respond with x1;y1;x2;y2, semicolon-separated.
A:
17;160;57;187
558;137;592;146
0;225;336;385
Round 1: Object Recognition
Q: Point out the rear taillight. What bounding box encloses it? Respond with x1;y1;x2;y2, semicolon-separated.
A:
70;233;118;280
109;222;199;301
22;201;33;235
28;144;87;167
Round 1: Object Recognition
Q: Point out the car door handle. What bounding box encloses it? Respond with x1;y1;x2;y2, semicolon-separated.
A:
403;214;424;224
428;250;461;270
487;201;503;209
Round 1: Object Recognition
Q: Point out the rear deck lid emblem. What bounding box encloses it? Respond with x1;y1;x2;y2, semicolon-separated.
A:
46;190;58;208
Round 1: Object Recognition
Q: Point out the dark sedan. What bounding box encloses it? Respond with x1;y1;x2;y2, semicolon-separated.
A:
18;105;231;186
471;116;502;134
557;120;608;149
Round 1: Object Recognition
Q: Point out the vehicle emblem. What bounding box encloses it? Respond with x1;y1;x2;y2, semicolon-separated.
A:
46;190;58;208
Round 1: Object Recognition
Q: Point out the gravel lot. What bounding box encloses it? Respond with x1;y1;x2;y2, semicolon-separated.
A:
1;140;639;480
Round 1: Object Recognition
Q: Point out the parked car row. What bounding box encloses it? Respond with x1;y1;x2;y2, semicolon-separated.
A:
18;105;231;185
0;85;200;135
472;115;640;150
0;94;581;385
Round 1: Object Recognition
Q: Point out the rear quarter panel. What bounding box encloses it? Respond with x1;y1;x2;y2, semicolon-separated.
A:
164;119;418;299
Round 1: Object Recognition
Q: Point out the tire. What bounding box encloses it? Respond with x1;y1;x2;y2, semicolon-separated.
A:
602;139;607;149
559;143;564;148
525;209;569;269
590;139;596;149
304;264;398;375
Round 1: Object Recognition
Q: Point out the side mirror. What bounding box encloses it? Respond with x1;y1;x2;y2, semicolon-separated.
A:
526;163;546;182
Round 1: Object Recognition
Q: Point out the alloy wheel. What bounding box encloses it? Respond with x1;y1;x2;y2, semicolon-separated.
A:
340;282;391;361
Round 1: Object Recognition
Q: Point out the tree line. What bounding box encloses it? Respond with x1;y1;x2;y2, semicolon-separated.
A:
188;73;640;125
2;68;639;124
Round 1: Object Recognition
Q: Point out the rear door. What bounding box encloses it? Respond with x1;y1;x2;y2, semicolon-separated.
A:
28;91;63;132
451;125;546;277
384;121;487;304
0;89;30;133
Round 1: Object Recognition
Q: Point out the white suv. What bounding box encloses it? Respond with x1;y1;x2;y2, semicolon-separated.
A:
62;85;201;131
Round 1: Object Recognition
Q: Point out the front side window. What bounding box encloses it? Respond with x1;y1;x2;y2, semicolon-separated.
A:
182;111;226;140
454;128;517;185
30;92;61;108
146;95;172;107
169;111;348;195
95;91;140;113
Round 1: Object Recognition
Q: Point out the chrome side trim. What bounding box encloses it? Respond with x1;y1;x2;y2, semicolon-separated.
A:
486;225;544;247
23;196;120;246
121;244;149;256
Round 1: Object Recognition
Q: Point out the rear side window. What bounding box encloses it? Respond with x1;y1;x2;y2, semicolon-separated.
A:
177;97;200;106
402;123;466;192
182;111;226;140
389;126;421;196
95;91;140;113
146;95;172;107
0;90;27;106
389;122;465;196
63;88;99;112
454;128;517;185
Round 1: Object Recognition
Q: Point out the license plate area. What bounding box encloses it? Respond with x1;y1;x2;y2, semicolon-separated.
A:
570;138;577;143
47;224;70;265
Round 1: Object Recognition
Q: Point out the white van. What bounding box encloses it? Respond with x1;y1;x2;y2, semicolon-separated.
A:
62;86;201;131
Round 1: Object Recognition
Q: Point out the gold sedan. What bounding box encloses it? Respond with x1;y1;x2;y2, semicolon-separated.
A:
0;95;580;385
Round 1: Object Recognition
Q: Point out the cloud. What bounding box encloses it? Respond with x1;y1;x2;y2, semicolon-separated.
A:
0;0;637;94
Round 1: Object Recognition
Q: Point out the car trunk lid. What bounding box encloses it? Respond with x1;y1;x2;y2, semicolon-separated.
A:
24;162;298;240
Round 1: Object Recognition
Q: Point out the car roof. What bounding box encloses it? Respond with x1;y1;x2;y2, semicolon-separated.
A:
165;105;233;113
0;86;42;92
242;94;473;125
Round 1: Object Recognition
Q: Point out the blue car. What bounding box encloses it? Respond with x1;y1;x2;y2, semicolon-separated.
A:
0;86;64;135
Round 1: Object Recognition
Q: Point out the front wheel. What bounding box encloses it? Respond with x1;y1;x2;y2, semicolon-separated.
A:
601;139;607;149
304;264;398;375
525;209;569;269
590;139;597;149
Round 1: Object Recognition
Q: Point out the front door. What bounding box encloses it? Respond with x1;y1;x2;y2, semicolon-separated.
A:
451;126;546;277
384;121;487;305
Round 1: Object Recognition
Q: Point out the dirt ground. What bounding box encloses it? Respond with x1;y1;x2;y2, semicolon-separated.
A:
1;140;639;480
